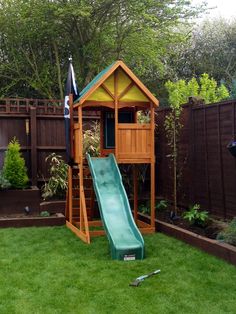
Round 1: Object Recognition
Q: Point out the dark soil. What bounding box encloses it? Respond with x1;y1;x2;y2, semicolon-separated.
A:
156;209;227;240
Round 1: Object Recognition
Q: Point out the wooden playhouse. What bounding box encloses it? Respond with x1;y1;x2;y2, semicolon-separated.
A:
65;60;159;243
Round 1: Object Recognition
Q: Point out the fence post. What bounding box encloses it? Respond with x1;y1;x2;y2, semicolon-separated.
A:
30;106;37;187
217;105;226;219
188;100;195;205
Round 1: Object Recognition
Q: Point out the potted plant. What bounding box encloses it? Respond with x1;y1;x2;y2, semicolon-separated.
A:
0;138;40;216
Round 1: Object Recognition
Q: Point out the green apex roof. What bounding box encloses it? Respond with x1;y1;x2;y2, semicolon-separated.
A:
74;61;116;103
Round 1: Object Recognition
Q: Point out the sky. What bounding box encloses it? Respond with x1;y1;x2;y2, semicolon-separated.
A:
192;0;236;20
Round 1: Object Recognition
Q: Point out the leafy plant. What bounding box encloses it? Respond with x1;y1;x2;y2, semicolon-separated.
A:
217;218;236;246
137;111;150;123
2;137;29;189
83;121;100;157
155;200;168;211
0;170;11;189
42;153;68;200
138;204;150;215
40;211;50;217
183;204;209;226
165;74;229;106
199;73;229;103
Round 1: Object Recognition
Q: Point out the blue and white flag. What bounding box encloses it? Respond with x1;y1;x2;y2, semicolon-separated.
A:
64;58;79;165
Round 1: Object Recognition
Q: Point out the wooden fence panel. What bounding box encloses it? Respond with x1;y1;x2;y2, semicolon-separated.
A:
1;98;236;218
0;98;99;186
156;100;236;219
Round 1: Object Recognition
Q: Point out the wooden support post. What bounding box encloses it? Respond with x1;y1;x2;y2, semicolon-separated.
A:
133;165;138;222
68;167;73;223
30;106;37;187
114;70;118;158
78;105;83;230
150;104;155;228
100;109;104;156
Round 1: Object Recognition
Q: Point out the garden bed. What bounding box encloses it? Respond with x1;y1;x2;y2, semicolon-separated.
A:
0;186;40;215
157;209;227;240
138;212;236;266
0;213;65;228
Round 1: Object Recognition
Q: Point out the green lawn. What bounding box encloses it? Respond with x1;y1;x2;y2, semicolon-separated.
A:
0;227;236;314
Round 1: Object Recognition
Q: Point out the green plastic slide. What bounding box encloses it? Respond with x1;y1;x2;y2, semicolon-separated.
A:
87;154;145;260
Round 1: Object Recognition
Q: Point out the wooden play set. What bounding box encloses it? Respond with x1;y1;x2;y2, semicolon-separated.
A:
65;60;159;243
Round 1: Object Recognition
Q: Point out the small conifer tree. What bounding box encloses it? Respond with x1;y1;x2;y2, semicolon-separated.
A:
3;137;29;189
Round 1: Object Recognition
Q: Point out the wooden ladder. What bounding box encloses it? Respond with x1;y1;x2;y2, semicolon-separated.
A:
65;164;95;243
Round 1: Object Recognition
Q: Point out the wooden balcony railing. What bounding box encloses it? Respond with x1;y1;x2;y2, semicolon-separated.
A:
117;123;152;163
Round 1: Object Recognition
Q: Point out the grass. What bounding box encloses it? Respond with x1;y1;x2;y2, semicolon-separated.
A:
0;227;236;314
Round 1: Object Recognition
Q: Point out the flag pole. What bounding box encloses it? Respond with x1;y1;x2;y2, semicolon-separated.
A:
64;56;79;165
69;92;74;163
69;56;74;163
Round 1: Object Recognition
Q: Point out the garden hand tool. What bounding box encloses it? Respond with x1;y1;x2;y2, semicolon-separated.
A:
129;269;161;287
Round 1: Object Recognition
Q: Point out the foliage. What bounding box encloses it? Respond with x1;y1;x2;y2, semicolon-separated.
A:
217;218;236;246
40;211;50;217
42;153;68;200
183;204;209;226
139;199;168;215
0;170;11;189
165;74;229;106
230;79;236;99
176;18;236;93
138;203;150;215
155;200;168;211
83;121;100;157
2;137;29;189
199;74;229;103
0;0;204;98
137;111;150;123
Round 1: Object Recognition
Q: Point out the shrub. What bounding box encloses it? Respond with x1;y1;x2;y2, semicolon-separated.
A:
217;218;236;246
0;170;11;189
183;204;208;226
165;74;230;106
2;137;29;189
42;153;68;200
40;211;50;217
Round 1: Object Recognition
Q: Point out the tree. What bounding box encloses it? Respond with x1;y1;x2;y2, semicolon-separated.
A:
0;0;205;99
171;18;236;96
